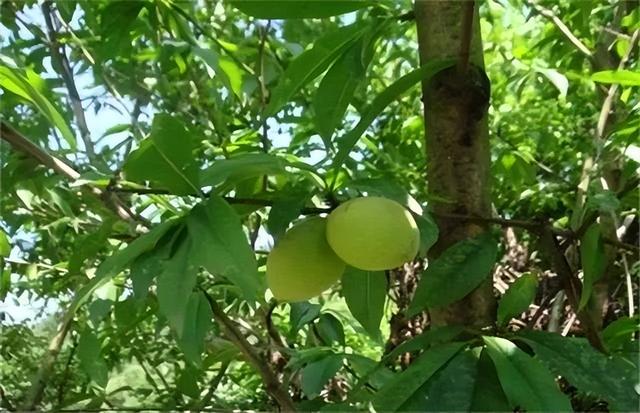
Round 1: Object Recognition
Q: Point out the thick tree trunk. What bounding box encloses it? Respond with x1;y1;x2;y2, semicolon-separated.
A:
414;1;495;327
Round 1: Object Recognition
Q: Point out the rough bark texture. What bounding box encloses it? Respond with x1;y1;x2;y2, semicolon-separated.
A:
414;1;495;327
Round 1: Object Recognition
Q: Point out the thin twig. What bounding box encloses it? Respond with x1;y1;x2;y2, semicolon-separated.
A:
200;289;296;412
22;317;73;410
595;29;640;142
0;122;145;226
197;361;230;410
525;0;593;59
55;332;79;408
42;2;96;160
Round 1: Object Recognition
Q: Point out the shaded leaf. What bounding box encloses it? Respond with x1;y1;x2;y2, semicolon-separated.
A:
383;325;466;362
266;23;368;117
176;292;213;365
602;316;639;352
314;39;366;144
301;355;343;397
315;313;345;345
483;336;572;412
186;196;260;300
497;273;538;326
409;232;497;316
372;342;466;412
77;329;109;388
579;223;607;310
333;60;455;171
123;114;199;195
470;349;511;412
341;266;386;339
517;330;639;412
399;349;478;412
266;192;309;241
157;236;198;335
63;219;182;325
290;301;322;335
413;212;439;258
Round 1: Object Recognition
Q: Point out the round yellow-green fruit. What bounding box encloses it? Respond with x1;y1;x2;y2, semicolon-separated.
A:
266;217;346;302
326;196;420;271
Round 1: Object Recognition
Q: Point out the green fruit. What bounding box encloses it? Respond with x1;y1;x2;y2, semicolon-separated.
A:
266;217;346;302
326;196;420;270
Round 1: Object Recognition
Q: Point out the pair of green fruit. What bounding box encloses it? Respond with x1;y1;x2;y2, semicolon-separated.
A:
266;196;420;302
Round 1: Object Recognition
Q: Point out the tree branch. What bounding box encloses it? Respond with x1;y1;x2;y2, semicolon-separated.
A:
22;318;73;410
0;121;145;226
200;289;296;412
595;29;640;141
42;1;96;160
457;1;475;74
525;0;593;59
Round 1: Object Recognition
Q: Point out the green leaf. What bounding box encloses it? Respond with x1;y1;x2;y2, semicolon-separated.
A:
68;219;114;274
332;59;455;172
176;291;213;365
383;325;466;362
372;342;466;412
265;23;368;117
579;223;607;310
497;273;538;326
130;251;165;300
341;266;386;339
413;213;439;258
123;114;200;195
177;366;201;399
266;193;308;241
409;232;497;316
516;330;639;412
0;66;76;148
0;229;10;257
602;316;639;352
290;301;322;335
192;47;243;97
470;349;511;412
482;336;572;412
199;153;287;189
77;329;109;388
314;39;366;144
0;267;10;301
63;219;182;325
301;355;343;397
399;349;478;412
157;236;198;335
536;67;568;97
592;70;640;86
186;196;260;300
228;0;373;19
315;313;345;345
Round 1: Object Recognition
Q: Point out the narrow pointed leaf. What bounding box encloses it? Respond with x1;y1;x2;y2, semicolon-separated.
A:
266;23;367;117
409;232;497;316
332;60;455;170
516;330;639;412
341;266;386;338
483;336;572;412
372;342;466;412
497;273;538;326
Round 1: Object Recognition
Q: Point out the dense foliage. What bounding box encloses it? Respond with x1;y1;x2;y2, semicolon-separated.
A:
1;0;638;411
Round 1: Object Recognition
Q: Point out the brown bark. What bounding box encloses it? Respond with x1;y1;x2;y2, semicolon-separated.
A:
414;1;495;327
